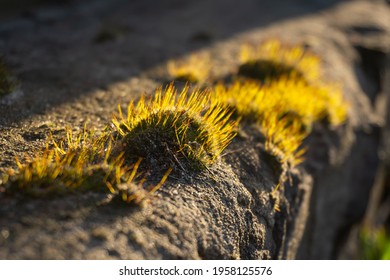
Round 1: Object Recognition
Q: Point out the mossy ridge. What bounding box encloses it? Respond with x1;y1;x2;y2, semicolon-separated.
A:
237;39;348;126
0;127;170;205
213;79;318;127
1;39;348;206
213;80;306;166
2;153;118;197
1;129;115;197
113;83;238;170
215;78;345;166
259;77;347;127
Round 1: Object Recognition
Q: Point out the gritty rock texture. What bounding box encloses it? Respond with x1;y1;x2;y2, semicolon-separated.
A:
0;127;302;259
0;0;389;259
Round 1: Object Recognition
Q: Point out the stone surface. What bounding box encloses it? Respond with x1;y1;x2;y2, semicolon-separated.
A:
0;0;389;259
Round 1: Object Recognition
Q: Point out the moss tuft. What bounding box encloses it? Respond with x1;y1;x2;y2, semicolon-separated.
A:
112;83;238;170
213;75;347;166
240;39;321;83
167;54;210;84
238;59;305;82
0;39;349;205
360;227;390;260
0;127;171;205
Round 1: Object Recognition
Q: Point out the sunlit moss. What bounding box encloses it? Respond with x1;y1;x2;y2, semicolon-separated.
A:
212;80;262;121
167;53;211;84
112;83;238;169
238;59;304;82
239;39;321;83
0;127;171;205
259;77;348;127
360;227;390;260
213;74;347;166
213;80;306;165
261;112;307;166
217;38;347;192
2;128;116;195
1;39;350;205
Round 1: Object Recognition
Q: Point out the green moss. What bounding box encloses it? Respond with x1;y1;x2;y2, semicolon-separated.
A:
0;39;349;208
2;163;114;198
173;73;200;84
117;110;211;171
0;126;172;205
360;227;390;260
112;84;238;171
238;59;305;82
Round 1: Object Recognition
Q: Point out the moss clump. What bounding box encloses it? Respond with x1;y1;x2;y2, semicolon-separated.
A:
0;58;15;97
238;59;305;82
112;83;238;170
213;80;262;123
167;54;211;84
226;40;347;166
360;227;390;260
1;39;349;205
3;156;117;197
1;128;116;196
0;127;171;205
240;39;321;83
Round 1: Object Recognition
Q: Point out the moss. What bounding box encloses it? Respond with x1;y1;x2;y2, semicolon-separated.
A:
1;129;116;196
3;160;115;197
167;54;210;84
172;73;200;84
238;59;305;82
119;114;205;170
240;39;321;83
113;83;238;171
0;39;349;206
0;127;171;205
360;227;390;260
214;42;348;166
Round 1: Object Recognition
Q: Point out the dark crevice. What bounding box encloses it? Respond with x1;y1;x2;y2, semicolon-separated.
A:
354;45;387;105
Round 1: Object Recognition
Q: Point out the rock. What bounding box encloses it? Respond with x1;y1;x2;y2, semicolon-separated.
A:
0;0;389;260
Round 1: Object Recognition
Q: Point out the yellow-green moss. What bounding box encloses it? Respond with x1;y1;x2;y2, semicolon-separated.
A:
212;80;307;166
167;54;211;84
0;127;171;205
1;39;350;205
239;39;321;83
113;83;238;169
212;40;348;167
238;59;304;82
360;227;390;260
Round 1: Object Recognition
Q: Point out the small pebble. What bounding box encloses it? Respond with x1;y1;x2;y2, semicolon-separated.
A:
1;229;10;239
